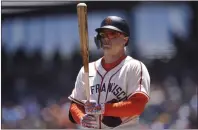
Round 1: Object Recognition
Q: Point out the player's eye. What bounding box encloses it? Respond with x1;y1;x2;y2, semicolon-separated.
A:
109;31;117;36
99;31;121;39
99;32;106;38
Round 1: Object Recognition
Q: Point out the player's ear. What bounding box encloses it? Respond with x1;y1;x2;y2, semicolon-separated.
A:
123;37;129;41
123;37;129;46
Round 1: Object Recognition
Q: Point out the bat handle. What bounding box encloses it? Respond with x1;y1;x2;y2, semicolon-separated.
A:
84;72;90;101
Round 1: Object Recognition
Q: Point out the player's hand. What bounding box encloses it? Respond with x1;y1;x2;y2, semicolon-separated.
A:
81;114;98;129
84;100;105;115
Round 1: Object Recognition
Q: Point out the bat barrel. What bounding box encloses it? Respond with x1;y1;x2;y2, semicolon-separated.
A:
77;3;90;100
77;3;89;73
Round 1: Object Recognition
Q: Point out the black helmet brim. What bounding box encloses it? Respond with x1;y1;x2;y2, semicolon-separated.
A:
95;25;128;36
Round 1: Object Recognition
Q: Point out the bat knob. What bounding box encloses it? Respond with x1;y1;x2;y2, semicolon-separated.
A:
77;3;87;7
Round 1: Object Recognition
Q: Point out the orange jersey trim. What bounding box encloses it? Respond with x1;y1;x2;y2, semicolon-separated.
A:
103;93;148;117
102;54;127;71
69;102;85;124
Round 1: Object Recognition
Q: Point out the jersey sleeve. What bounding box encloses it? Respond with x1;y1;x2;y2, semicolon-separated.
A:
126;61;150;101
68;67;87;105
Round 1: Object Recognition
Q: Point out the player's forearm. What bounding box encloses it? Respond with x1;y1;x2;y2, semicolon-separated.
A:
69;102;85;124
103;93;148;117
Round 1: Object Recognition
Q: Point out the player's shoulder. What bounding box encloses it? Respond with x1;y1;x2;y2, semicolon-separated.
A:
78;59;101;74
124;56;148;70
89;57;103;68
88;60;98;69
124;56;142;66
89;60;97;66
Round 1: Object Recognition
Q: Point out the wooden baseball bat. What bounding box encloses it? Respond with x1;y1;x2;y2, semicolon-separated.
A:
77;3;90;101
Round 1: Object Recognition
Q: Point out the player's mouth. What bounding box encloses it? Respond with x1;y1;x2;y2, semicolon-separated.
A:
103;43;111;46
102;40;112;47
101;38;112;49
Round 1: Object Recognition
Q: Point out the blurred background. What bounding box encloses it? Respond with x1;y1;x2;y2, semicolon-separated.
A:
1;1;198;129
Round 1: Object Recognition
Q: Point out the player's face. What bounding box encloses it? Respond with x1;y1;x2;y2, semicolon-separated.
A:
99;29;128;55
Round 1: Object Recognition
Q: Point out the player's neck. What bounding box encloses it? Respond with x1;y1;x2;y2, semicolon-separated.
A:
103;51;126;64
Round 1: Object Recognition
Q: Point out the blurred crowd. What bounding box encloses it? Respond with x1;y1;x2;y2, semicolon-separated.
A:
1;45;198;129
140;76;197;129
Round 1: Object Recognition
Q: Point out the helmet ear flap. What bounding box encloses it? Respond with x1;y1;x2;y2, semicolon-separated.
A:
94;34;102;49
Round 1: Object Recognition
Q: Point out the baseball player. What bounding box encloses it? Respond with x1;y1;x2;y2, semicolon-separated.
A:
68;16;150;129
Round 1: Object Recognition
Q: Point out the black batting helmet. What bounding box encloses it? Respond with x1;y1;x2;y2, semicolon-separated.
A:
94;16;130;49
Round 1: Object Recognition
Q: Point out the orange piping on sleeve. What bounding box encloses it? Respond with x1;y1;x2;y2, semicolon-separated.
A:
104;93;148;117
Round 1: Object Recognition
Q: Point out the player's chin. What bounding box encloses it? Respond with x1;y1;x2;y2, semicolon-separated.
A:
102;45;112;50
103;43;112;48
